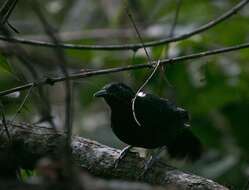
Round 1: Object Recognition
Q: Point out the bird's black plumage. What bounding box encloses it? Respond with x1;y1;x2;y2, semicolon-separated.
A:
94;82;202;161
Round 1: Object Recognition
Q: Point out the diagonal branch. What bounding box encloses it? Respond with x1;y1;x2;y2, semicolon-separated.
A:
31;1;73;157
0;0;248;51
0;121;229;190
1;41;249;97
0;0;18;24
0;0;19;33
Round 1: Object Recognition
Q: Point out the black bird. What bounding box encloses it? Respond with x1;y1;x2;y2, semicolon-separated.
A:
94;83;202;168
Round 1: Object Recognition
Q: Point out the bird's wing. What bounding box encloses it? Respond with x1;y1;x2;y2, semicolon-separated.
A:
134;92;189;130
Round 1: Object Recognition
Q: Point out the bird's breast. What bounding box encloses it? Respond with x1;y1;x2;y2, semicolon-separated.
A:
110;111;139;144
110;110;167;148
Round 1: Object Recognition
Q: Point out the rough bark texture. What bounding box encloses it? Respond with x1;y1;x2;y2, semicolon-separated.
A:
0;121;229;190
0;174;171;190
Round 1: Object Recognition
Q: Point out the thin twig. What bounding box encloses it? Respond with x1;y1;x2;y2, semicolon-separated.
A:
0;106;11;143
132;60;161;126
32;1;72;136
0;0;19;24
124;0;155;126
159;0;183;88
159;0;183;91
11;84;33;122
0;0;19;33
0;25;54;127
31;1;73;171
1;41;249;97
6;21;19;33
169;0;182;37
0;0;248;50
124;1;152;62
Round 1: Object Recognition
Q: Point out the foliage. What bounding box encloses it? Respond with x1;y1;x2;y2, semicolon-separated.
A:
0;0;249;188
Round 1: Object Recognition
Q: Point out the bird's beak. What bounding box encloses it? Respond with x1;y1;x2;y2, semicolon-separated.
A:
94;89;108;97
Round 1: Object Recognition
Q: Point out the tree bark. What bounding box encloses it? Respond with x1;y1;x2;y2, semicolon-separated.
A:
0;121;229;190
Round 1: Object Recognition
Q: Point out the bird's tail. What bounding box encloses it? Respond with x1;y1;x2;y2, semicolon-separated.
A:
167;128;202;161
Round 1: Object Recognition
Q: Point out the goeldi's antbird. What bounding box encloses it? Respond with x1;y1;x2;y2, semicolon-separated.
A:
94;83;202;175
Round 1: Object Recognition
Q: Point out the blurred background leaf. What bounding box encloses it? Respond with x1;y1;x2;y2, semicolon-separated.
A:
1;0;249;188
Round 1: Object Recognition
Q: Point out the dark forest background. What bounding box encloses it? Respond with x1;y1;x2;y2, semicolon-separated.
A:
0;0;249;189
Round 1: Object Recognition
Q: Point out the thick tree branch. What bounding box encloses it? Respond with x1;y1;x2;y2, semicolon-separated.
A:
0;0;248;51
0;174;173;190
0;121;228;190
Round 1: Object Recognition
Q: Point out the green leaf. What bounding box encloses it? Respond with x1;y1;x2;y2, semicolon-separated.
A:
0;54;12;74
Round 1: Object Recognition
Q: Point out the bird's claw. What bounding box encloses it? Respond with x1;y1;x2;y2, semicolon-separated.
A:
114;145;132;168
140;147;165;178
139;155;154;178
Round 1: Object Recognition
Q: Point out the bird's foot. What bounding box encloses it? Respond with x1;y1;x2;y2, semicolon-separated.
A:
140;147;165;178
114;145;133;168
139;155;159;178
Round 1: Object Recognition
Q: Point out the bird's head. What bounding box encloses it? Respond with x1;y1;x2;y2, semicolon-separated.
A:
94;83;135;107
